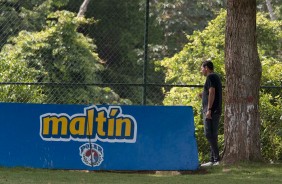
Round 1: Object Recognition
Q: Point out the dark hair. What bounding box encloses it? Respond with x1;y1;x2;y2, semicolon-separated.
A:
202;60;214;70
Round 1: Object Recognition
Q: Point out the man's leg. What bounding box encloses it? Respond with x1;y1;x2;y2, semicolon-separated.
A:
204;114;220;162
208;135;220;162
204;118;215;162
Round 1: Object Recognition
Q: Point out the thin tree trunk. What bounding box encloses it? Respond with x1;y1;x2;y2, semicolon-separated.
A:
223;0;262;164
77;0;90;18
265;0;277;20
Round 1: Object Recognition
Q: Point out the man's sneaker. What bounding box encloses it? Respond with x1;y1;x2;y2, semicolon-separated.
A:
213;161;220;166
201;162;213;167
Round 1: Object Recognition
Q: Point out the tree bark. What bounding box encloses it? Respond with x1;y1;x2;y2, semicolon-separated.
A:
223;0;262;164
77;0;90;18
265;0;277;20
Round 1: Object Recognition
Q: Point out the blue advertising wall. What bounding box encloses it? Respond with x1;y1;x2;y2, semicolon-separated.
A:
0;103;199;170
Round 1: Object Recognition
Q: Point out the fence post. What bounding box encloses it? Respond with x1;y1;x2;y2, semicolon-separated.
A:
142;0;149;105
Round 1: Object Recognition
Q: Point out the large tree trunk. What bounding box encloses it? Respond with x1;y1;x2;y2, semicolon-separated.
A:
223;0;262;164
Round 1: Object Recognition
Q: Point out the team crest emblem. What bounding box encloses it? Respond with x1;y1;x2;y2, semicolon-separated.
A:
79;143;104;167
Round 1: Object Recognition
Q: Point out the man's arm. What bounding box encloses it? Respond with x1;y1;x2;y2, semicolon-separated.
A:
206;87;215;119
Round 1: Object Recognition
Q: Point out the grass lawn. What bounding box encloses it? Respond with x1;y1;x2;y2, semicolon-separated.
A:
0;163;281;184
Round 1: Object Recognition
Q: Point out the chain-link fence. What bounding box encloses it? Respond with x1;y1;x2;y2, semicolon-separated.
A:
1;0;281;163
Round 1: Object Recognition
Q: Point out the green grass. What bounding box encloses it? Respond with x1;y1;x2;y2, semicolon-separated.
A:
0;163;281;184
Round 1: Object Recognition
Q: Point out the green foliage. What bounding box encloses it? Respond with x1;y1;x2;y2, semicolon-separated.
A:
63;0;152;104
257;0;282;20
0;9;131;105
257;12;282;59
261;59;282;86
0;46;45;103
258;14;282;161
260;93;282;161
0;0;69;103
158;10;226;86
149;0;225;57
0;0;68;48
159;10;282;162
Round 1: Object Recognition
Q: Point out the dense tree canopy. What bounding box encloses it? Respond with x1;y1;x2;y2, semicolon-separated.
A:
0;8;130;104
149;0;226;57
0;0;69;48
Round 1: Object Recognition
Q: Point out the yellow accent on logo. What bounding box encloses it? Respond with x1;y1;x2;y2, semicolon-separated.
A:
40;106;137;143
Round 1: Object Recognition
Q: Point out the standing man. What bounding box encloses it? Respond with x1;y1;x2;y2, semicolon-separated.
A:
199;60;222;166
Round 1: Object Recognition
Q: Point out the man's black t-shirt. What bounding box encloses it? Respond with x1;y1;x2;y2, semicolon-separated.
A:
202;73;222;114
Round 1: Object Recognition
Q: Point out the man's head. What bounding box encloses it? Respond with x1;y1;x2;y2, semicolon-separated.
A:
201;60;214;76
